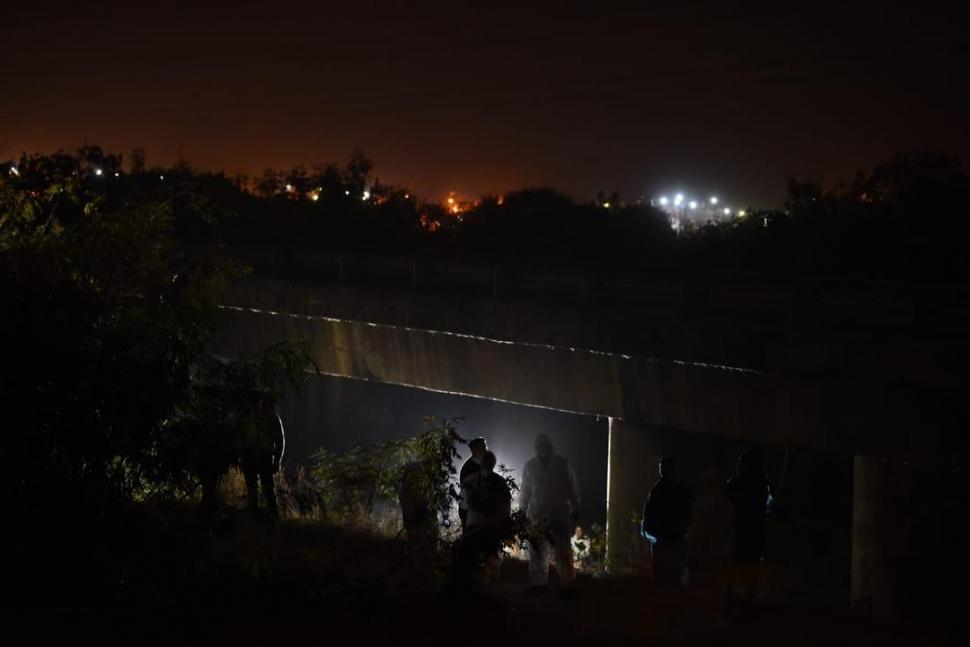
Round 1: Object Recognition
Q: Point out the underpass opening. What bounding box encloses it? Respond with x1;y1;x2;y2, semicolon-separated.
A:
278;372;610;532
274;372;856;607
213;296;960;618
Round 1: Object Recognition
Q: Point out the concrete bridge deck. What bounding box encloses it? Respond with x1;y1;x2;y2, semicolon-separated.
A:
212;259;966;615
214;276;962;462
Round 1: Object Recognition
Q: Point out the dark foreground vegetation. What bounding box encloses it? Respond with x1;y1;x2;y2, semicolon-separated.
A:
28;508;950;646
1;147;963;644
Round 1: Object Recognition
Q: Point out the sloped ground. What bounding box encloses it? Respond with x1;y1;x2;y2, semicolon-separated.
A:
14;509;954;646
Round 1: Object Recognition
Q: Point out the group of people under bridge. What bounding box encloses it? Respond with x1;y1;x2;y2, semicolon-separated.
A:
400;432;773;600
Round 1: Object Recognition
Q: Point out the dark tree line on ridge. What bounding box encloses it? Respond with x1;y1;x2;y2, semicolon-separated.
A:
6;146;968;284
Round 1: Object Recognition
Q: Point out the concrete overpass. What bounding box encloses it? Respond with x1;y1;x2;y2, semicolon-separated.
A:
212;250;967;614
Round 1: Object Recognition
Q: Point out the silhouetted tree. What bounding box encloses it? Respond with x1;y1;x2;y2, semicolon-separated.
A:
0;148;233;513
257;167;284;198
785;177;823;215
283;165;311;197
129;148;146;174
343;149;373;198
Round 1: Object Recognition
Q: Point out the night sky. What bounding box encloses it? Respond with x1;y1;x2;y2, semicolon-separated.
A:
3;1;967;207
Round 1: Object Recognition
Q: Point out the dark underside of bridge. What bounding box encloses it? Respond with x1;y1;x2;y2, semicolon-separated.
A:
213;250;967;620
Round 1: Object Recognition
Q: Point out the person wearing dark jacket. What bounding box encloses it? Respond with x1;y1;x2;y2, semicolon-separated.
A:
723;449;773;600
466;451;512;588
723;450;772;563
467;451;512;529
458;437;487;529
641;455;693;589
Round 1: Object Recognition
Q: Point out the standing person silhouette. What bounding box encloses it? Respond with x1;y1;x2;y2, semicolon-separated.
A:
641;456;693;589
465;451;512;589
520;433;581;592
724;449;773;600
458;437;488;530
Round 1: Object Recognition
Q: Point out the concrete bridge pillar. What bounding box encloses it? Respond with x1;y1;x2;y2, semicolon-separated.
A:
851;455;958;617
851;456;906;614
606;418;670;574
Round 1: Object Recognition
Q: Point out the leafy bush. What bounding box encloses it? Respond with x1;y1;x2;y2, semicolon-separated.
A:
309;416;463;534
0;147;235;514
276;466;327;521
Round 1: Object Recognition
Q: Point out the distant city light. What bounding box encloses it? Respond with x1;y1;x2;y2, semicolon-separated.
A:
654;188;746;224
602;202;611;208
159;175;165;181
9;166;19;177
404;193;410;199
95;168;103;176
345;190;350;196
114;172;119;177
310;191;320;202
738;210;747;217
362;190;371;201
447;197;455;205
285;184;293;192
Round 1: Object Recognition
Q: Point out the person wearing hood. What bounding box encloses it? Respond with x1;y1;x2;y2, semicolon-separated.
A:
519;433;581;590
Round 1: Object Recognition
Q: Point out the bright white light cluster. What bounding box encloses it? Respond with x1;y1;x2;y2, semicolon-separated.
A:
652;192;745;231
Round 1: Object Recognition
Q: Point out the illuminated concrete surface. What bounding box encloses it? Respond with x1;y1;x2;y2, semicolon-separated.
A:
213;276;964;613
213;280;959;461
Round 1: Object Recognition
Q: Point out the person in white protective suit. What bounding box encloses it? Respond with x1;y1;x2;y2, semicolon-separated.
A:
519;433;581;589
